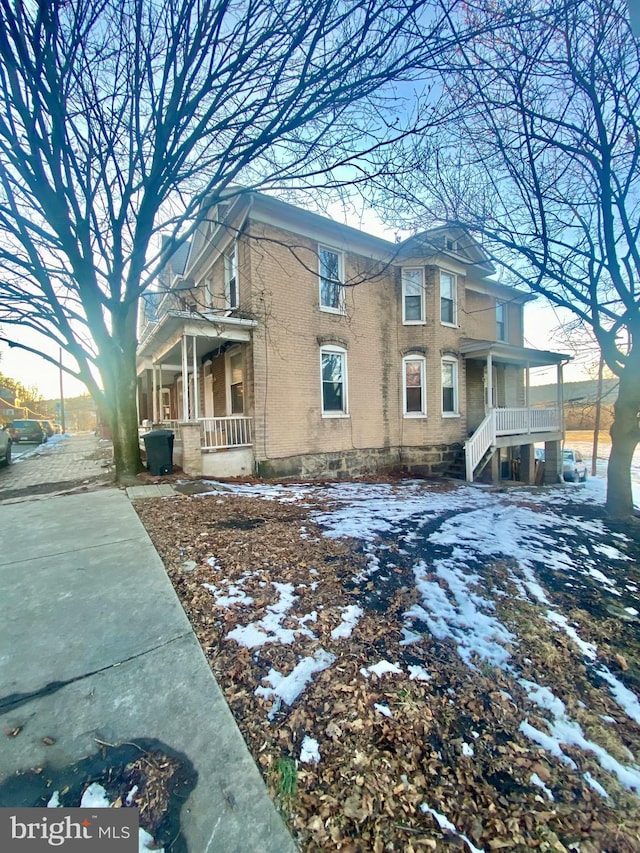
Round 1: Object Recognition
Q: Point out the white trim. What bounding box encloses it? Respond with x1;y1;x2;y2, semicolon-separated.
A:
402;354;427;417
401;267;426;325
225;346;244;415
440;270;458;326
496;300;507;342
224;243;238;309
318;245;345;314
441;355;459;416
320;345;349;417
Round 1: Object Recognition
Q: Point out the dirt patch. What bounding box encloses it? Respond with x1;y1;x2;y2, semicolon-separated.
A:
135;481;640;852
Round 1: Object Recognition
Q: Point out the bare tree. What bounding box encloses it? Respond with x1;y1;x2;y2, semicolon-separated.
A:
375;0;640;517
0;0;462;480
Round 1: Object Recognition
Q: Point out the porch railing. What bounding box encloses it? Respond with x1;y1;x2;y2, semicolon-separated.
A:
465;406;561;481
199;416;253;450
495;406;560;436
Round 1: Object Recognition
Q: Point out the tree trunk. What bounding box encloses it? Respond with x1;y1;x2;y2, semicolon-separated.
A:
104;301;145;484
606;352;640;518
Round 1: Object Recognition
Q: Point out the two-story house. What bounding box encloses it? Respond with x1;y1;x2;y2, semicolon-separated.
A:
136;191;568;483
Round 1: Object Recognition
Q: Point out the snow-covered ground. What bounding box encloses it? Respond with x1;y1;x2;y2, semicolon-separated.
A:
197;472;640;826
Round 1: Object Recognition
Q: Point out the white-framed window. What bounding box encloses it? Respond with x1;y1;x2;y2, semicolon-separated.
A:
319;246;344;313
440;271;457;326
224;244;238;309
320;345;348;416
402;267;425;324
226;348;244;414
403;355;426;417
496;301;507;341
441;357;459;416
204;277;214;308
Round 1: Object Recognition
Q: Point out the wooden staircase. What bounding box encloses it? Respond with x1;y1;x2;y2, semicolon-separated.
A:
446;444;495;481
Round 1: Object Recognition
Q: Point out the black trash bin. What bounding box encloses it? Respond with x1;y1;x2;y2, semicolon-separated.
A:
143;429;174;475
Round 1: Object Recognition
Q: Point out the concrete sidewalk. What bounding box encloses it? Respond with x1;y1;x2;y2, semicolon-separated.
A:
0;435;296;852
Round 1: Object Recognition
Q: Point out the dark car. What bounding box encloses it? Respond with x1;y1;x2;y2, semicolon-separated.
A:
6;419;47;444
40;420;54;438
0;425;11;466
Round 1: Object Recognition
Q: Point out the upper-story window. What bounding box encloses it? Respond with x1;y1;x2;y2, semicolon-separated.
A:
320;345;348;416
402;267;425;324
403;354;426;417
319;246;344;313
224;244;238;309
440;271;457;325
204;277;214;308
496;301;507;341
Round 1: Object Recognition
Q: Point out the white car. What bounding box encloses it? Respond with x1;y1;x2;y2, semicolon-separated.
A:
563;449;587;482
0;426;11;467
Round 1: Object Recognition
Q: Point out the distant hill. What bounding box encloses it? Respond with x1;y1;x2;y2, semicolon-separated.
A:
529;378;618;406
530;378;618;429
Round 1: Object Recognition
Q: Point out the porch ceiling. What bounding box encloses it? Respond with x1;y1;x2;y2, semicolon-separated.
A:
137;310;256;368
460;338;571;367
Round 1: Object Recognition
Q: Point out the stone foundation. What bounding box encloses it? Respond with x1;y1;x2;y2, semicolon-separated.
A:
255;444;460;480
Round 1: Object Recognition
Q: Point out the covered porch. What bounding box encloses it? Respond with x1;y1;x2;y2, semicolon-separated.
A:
460;339;570;483
136;310;257;477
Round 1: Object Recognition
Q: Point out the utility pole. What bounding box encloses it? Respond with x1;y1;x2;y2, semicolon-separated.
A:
59;348;66;434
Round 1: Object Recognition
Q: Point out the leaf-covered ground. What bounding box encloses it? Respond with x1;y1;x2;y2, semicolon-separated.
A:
135;476;640;852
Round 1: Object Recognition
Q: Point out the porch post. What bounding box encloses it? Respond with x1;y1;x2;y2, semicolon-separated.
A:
525;362;530;433
152;364;158;423
181;335;190;421
558;362;564;433
192;335;200;419
486;353;493;413
158;363;163;421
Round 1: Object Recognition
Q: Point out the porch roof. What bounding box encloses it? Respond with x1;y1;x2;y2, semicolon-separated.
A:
137;310;257;370
459;339;571;368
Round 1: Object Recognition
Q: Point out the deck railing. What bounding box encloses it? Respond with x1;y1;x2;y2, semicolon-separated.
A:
199;416;253;450
465;407;561;481
495;406;560;436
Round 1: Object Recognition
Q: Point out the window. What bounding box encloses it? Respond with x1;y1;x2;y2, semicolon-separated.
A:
441;357;459;415
440;271;457;325
402;268;425;324
204;277;214;308
403;355;426;416
319;246;344;312
496;301;506;341
320;346;348;415
227;350;244;414
224;244;238;309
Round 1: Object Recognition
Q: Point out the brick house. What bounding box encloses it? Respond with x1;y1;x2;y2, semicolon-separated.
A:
136;191;568;482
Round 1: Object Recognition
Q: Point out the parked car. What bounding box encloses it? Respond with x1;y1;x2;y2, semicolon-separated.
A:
534;447;545;462
6;419;47;444
0;425;11;466
563;448;587;482
40;420;54;438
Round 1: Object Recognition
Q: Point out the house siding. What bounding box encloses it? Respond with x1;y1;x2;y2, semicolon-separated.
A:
241;221;474;477
137;193;559;482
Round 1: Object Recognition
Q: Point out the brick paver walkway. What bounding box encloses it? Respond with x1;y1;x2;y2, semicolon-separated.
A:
0;432;113;502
